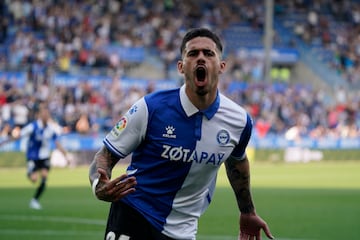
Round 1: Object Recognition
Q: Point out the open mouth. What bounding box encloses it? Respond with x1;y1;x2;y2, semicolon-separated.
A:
195;66;206;82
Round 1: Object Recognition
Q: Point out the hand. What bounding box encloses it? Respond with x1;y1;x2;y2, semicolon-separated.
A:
94;168;137;202
11;126;21;138
239;212;274;240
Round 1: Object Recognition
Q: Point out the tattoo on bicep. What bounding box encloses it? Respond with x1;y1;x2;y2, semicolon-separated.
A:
225;159;254;213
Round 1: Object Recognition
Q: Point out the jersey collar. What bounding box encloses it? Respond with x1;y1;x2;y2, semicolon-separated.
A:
180;85;220;120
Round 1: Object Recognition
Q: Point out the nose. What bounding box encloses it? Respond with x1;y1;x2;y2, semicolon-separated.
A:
198;50;207;58
196;51;206;63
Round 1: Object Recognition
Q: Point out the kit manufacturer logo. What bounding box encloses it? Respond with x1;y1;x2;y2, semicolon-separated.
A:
162;126;176;139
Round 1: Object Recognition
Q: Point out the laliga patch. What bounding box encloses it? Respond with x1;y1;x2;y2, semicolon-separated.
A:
111;116;128;137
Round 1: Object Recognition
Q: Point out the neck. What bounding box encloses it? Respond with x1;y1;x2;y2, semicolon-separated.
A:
185;88;216;111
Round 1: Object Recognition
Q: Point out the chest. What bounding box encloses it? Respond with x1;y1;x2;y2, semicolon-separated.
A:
146;109;238;166
31;126;54;141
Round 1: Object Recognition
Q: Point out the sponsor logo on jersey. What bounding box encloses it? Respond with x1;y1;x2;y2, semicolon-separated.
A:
161;144;226;166
217;129;230;145
111;116;128;137
162;125;176;139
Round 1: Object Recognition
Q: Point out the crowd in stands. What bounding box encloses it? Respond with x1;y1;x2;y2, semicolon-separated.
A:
274;0;360;87
1;73;358;140
0;0;271;77
0;0;359;140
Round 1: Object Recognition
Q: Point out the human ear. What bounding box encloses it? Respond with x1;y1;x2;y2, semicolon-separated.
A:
219;61;226;74
177;61;184;74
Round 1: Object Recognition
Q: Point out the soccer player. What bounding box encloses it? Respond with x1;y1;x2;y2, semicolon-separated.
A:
89;28;274;240
0;102;68;210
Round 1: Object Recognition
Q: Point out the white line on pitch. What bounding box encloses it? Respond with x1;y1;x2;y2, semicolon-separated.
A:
0;229;102;236
0;214;106;225
0;215;311;240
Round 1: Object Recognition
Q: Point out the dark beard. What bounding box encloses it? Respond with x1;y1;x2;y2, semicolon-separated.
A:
195;87;208;96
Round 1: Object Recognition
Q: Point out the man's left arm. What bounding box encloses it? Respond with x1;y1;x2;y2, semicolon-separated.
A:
55;140;71;165
225;156;254;214
225;156;274;239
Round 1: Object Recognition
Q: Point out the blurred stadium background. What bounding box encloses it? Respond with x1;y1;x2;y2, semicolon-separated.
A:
1;0;359;164
0;0;359;239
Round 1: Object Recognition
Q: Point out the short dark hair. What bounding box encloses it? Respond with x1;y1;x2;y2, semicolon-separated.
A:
180;28;223;55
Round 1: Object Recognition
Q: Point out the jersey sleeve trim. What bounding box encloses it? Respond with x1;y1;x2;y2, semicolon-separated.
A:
103;138;127;159
230;113;253;160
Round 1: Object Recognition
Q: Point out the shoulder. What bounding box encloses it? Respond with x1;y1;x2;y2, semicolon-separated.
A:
219;93;248;118
48;121;63;135
145;88;179;102
20;121;37;136
144;88;180;108
217;93;253;131
25;121;38;130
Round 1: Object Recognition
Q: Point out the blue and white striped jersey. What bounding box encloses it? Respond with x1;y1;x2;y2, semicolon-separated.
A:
20;120;60;161
104;85;252;239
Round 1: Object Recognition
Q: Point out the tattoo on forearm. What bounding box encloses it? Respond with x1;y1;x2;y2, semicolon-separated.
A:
89;147;119;182
225;159;254;213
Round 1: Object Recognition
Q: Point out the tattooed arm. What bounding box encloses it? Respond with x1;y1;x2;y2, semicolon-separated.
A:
225;155;254;213
89;146;119;183
89;146;137;202
225;156;274;239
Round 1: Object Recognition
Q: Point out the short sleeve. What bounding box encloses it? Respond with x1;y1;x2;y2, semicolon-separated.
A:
20;122;35;137
230;113;253;160
103;97;148;159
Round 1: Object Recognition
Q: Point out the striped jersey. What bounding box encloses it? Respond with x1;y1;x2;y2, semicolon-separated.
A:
20;120;60;161
104;85;252;239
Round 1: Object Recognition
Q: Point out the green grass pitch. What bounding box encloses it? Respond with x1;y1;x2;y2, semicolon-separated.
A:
0;161;360;240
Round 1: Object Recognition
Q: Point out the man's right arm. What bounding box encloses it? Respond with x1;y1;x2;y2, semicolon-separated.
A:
89;145;137;202
89;145;119;185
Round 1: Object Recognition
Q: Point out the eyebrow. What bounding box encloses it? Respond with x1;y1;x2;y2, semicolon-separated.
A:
186;49;215;54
